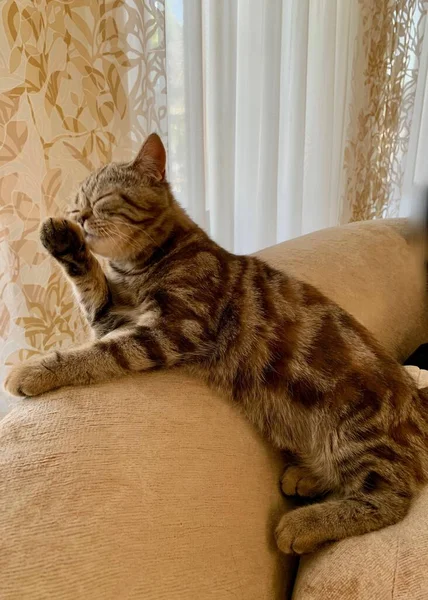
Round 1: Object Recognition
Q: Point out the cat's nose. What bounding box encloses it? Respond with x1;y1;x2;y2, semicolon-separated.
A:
77;210;91;227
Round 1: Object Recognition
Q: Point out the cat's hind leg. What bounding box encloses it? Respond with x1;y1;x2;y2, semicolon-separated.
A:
276;450;416;554
275;486;411;554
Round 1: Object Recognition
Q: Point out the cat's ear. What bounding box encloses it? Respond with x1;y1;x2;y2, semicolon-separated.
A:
133;133;166;182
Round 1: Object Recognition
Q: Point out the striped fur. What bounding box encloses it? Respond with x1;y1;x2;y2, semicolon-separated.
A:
5;134;428;554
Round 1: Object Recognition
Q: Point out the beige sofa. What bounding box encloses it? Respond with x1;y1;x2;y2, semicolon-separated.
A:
1;219;428;600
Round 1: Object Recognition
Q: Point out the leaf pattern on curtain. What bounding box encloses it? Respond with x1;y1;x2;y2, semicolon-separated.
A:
0;0;166;411
342;0;427;222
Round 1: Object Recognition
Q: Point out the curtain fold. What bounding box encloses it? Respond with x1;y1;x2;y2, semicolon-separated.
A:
202;0;237;251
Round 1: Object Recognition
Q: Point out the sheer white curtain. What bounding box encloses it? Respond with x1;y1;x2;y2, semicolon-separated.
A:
165;0;360;254
401;8;428;217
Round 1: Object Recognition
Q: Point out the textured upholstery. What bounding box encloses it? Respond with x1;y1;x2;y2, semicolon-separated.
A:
0;218;426;599
0;373;293;600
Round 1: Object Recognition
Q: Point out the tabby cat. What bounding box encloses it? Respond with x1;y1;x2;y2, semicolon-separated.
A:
5;133;428;555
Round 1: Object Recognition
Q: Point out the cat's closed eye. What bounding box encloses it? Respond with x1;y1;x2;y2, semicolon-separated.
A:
93;193;114;206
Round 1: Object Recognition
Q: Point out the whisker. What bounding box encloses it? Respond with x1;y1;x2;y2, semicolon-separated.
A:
106;224;144;253
88;219;165;257
119;221;165;256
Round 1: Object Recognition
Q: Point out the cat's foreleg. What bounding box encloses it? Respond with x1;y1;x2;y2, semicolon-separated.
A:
4;325;185;397
40;218;111;326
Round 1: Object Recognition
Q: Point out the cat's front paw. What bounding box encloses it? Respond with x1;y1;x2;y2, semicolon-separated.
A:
4;355;60;397
40;218;85;260
275;505;329;555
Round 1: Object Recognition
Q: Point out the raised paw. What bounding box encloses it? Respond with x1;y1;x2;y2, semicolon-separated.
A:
275;505;331;555
40;218;85;260
4;355;61;397
281;465;322;498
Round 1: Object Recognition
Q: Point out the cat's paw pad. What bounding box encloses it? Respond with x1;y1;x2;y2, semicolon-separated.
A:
4;357;59;397
40;218;85;259
281;466;321;498
275;506;327;555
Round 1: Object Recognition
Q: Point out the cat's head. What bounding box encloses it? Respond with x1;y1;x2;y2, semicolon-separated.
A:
66;133;171;260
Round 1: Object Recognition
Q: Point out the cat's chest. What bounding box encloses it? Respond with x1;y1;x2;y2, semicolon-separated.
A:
126;304;159;328
109;293;158;323
111;283;145;307
109;272;154;307
96;279;159;336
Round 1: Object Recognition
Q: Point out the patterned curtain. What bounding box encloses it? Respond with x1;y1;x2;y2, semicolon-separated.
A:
342;0;427;222
0;0;166;412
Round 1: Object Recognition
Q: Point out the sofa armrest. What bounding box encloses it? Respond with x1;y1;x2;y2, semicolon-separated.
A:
0;372;294;600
